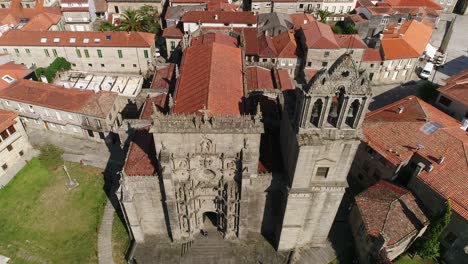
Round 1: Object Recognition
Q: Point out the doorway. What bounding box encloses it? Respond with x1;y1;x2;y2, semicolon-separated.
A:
202;212;217;229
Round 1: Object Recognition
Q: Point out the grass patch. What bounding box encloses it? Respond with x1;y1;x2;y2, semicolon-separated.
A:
394;255;438;264
112;213;131;264
0;156;107;263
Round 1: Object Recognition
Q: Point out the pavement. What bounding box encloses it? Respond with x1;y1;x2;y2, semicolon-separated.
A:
431;14;468;85
98;200;117;264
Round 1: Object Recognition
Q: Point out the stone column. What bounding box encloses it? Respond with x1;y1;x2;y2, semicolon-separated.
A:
319;96;332;127
337;96;350;128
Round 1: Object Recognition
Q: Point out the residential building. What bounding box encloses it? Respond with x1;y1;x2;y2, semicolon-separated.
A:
0;109;33;183
60;0;97;31
107;0;164;14
0;0;64;32
244;29;299;76
376;20;433;84
0;61;35;89
0;79;122;142
0;31;156;74
162;24;184;58
351;6;440;39
359;48;382;84
297;20;367;70
435;70;468;122
348;95;468;264
350;181;429;263
257;12;294;37
164;5;205;27
181;11;257;33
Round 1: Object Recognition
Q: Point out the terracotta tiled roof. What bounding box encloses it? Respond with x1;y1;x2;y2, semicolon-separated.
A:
355;181;429;246
246;66;275;91
0;30;155;47
0;109;17;133
381;20;433;59
151;64;175;90
364;96;468;219
61;7;89;12
140;94;168;120
290;13;316;29
301;20;339;49
0;0;62;31
171;0;227;3
305;69;318;82
348;13;368;23
275;69;294;90
181;11;257;24
362;48;382;62
0;62;33;90
162;24;184;39
242;28;258;55
334;34;367;49
357;0;374;7
0;79;116;117
437;70;468;106
257;35;277;58
272;30;297;58
93;0;107;13
172;35;244;116
207;2;239;11
191;32;238;47
124;127;157;176
383;0;443;10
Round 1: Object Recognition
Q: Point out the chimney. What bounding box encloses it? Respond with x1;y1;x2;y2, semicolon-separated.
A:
214;14;218;20
304;19;308;24
437;156;446;164
461;118;468;131
399;34;404;38
397;106;405;114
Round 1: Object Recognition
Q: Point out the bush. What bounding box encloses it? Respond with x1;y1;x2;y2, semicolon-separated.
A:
39;144;64;170
333;21;358;34
36;57;72;83
413;201;452;259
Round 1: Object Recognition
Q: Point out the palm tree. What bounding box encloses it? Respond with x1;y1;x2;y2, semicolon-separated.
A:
98;20;118;31
118;9;143;32
317;10;333;22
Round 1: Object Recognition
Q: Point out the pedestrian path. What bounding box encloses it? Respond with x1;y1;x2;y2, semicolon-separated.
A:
98;199;116;264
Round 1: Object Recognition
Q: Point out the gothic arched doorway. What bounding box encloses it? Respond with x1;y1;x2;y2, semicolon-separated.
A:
203;211;218;229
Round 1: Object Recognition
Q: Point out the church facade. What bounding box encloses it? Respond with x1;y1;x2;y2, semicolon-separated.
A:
118;44;372;253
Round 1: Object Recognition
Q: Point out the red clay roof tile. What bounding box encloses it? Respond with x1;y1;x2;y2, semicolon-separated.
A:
437;70;468;106
362;48;382;62
0;109;17;133
181;11;257;24
162;25;184;39
124;128;157;176
140;94;168;120
301;20;340;49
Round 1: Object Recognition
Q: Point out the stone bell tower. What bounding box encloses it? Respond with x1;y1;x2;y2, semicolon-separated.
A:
278;54;372;250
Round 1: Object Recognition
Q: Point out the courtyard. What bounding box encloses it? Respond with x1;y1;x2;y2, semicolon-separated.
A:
0;147;108;263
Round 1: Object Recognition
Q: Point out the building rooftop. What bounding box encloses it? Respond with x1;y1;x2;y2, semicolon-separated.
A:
0;109;17;133
246;66;294;92
0;61;33;90
54;71;143;98
355;181;428;246
162;24;184;39
242;28;259;56
181;11;257;24
123;127;157;176
151;64;175;91
301;20;340;49
165;5;205;21
191;32;238;47
381;20;433;59
0;79;117;118
257;12;294;34
335;34;367;49
0;30;155;47
437;70;468;106
140;94;168;120
172;33;244;116
362;48;382;62
364;96;468;219
290;13;316;29
383;0;443;10
0;0;62;31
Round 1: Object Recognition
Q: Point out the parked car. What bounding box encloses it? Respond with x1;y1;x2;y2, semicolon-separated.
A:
419;62;434;79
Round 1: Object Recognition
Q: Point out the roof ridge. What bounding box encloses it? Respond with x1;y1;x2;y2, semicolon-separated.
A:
206;43;216;112
366;96;416;118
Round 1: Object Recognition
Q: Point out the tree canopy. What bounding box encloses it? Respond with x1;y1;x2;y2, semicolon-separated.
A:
98;6;160;34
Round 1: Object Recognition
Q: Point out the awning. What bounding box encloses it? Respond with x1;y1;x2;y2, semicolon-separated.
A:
425;43;437;59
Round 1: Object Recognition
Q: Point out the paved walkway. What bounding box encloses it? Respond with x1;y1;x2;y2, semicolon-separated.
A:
98;200;116;264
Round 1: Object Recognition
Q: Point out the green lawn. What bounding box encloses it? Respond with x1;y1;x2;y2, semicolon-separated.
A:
0;157;107;263
394;255;438;264
112;212;131;264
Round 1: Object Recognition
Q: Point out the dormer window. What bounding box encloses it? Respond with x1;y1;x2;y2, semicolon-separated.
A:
53;38;60;43
40;37;47;43
83;38;89;43
94;38;100;43
2;75;15;83
70;38;76;43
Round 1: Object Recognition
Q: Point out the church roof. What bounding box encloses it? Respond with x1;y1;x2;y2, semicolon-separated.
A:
123;128;157;177
172;34;244;116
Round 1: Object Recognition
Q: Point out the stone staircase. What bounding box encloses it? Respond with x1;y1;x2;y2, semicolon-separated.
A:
180;227;236;264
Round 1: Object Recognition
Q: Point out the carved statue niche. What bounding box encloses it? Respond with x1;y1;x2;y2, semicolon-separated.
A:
199;138;213;153
223;158;238;180
172;157;190;182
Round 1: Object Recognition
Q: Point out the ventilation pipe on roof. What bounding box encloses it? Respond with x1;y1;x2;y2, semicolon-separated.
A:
397;106;405;114
304;19;308;24
461;118;468;131
214;14;218;20
437;156;446;164
399;34;404;38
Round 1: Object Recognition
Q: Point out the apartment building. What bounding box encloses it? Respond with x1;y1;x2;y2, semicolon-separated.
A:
0;31;156;74
297;20;367;70
0;109;33;182
251;0;357;17
0;79;122;142
60;0;97;31
376;20;433;84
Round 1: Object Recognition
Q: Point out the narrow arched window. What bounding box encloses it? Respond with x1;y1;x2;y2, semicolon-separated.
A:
345;99;361;128
328;87;346;127
310;99;323;127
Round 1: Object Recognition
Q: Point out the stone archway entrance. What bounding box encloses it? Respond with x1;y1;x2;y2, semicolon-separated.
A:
202;211;218;230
